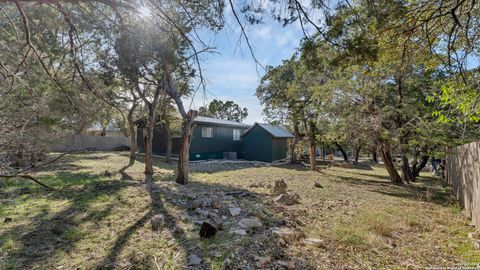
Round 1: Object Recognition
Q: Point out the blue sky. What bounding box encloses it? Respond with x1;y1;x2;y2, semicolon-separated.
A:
187;10;307;124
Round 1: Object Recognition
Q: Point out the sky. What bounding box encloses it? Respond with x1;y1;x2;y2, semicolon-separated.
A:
186;9;308;124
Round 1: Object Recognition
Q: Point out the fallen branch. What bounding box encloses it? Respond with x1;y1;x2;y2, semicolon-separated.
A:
0;173;55;190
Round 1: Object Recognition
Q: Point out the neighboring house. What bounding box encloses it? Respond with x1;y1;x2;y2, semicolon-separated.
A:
242;123;294;162
136;117;294;162
136;116;250;161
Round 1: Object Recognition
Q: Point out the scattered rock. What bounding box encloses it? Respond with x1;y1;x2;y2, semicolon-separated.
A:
303;237;324;247
314;182;323;188
103;170;112;177
274;193;300;205
273;180;288;196
239;217;262;230
190;199;204;210
4;217;12;223
151;214;164;230
199;219;222;238
211;199;220;209
255;255;272;267
270;227;304;243
187;254;202;266
474;240;480;250
229;207;242;217
230;227;247;236
468;232;477;239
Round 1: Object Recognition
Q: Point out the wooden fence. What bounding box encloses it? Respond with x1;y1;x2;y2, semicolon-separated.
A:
48;135;130;152
446;141;480;227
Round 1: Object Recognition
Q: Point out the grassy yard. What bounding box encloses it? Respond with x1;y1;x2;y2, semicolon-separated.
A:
0;152;478;269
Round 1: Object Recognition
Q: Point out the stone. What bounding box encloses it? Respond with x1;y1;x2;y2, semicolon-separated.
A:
270;227;304;243
187;254;202;266
474;240;480;250
274;193;300;205
229;207;241;217
190;199;204;210
239;217;262;230
151;214;164;230
229;227;247;236
273;180;288;196
468;232;477;239
255;255;271;267
303;237;324;247
314;182;323;188
199;220;222;238
211;199;220;209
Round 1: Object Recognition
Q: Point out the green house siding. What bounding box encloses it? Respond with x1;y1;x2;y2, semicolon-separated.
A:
272;138;288;161
188;124;246;161
243;126;274;162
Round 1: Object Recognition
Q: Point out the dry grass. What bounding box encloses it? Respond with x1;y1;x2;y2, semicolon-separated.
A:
0;152;478;269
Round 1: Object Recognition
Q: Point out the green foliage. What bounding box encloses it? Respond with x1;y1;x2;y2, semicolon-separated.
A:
198;99;248;122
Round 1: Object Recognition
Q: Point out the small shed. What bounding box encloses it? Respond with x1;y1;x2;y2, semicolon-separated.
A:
242;123;294;162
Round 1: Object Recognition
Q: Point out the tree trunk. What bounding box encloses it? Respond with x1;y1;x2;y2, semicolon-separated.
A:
354;145;361;163
176;110;197;184
371;149;378;163
165;123;172;163
400;155;413;183
144;114;155;179
335;142;348;161
413;155;429;178
127;105;137;159
290;121;300;163
379;143;403;184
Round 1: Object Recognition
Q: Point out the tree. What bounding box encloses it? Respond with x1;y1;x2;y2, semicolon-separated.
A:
198;99;248;122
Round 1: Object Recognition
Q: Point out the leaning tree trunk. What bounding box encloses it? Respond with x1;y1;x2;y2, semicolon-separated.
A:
413;155;429;178
379;143;403;184
290;122;301;163
371;149;378;163
335;142;348;161
176;110;197;184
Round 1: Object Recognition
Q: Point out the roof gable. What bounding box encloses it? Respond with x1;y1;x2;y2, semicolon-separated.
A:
242;123;294;138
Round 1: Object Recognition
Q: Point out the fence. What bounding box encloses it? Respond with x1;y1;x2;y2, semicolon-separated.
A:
446;141;480;227
48;135;130;152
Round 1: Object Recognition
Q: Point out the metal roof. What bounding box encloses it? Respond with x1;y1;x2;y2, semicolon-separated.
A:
243;123;294;138
194;116;250;128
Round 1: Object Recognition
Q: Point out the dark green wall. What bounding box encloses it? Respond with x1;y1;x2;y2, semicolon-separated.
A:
243;125;273;162
137;124;247;161
272;137;288;161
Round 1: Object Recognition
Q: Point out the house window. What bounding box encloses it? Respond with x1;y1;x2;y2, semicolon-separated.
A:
233;129;241;141
202;127;213;138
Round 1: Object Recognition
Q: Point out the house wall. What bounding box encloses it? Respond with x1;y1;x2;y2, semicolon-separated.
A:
271;137;288;161
243;125;273;162
136;124;247;160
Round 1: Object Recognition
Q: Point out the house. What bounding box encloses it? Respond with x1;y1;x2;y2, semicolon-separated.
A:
136;116;250;161
242;123;294;162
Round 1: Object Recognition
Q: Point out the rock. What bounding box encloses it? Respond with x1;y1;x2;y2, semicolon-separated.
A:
314;182;323;188
255;255;271;267
151;214;164;230
273;180;288;196
229;207;241;217
211;199;220;209
103;170;112;177
303;237;324;247
274;193;300;205
195;208;209;217
474;240;480;250
190;199;204;210
187;254;202;266
199;220;222;238
230;227;247;236
468;232;477;239
270;227;304;243
239;217;262;230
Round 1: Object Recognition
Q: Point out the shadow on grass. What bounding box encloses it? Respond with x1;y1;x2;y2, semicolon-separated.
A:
2;155;313;269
